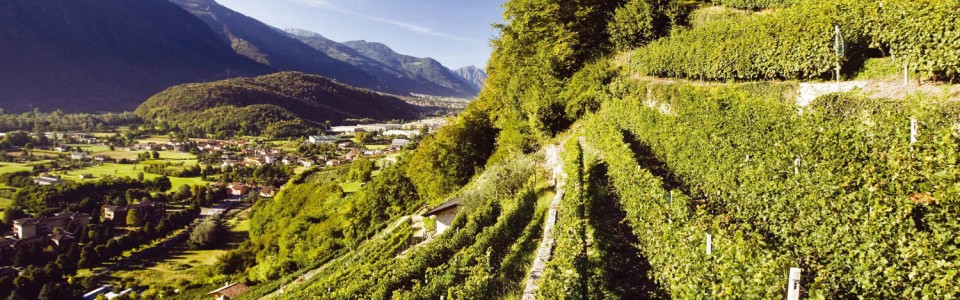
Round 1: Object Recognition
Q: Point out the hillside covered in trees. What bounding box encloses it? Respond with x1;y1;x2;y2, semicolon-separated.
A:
117;0;959;298
134;72;421;138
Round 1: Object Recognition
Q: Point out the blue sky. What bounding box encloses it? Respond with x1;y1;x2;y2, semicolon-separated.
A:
216;0;505;69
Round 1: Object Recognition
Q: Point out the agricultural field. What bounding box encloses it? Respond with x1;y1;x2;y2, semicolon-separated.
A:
108;209;252;297
0;198;11;220
0;162;33;174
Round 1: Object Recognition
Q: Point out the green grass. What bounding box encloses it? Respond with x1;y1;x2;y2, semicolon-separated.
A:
56;163;207;191
0;162;32;174
156;151;196;160
66;144;112;153
0;198;11;220
136;136;174;144
340;181;363;193
855;57;900;80
365;144;389;150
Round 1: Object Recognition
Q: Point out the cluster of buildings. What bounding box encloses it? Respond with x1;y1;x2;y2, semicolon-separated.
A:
327;118;445;137
1;212;91;263
101;201;166;227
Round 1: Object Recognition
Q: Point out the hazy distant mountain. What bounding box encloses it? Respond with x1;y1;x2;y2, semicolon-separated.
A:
342;40;480;98
285;29;479;98
454;66;487;91
169;0;380;90
0;0;270;112
136;72;421;137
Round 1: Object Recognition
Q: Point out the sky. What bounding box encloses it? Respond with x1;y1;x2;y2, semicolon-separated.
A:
216;0;505;70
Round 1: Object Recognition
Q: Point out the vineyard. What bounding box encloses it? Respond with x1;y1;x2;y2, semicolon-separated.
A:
193;0;960;298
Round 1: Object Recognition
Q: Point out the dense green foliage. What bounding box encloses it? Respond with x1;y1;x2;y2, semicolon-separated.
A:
0;110;140;132
632;0;960;82
189;215;227;249
869;0;960;82
227;157;421;285
406;108;497;203
632;1;870;80
709;0;792;10
608;0;693;51
135;72;420;138
595;80;960;297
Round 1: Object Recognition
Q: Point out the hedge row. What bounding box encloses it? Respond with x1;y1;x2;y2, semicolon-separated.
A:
870;0;960;82
710;0;794;10
585;115;792;298
631;1;869;81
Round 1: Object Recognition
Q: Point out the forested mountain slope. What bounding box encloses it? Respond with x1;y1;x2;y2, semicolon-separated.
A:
135;72;420;138
169;0;379;91
0;0;270;113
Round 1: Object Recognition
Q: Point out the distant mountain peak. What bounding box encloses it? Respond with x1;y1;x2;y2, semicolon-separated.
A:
284;28;325;39
454;66;487;91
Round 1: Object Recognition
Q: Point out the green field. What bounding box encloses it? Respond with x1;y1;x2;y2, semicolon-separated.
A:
109;209;252;296
0;198;12;220
340;181;363;193
0;162;32;174
67;144;112;153
365;144;389;150
156;151;196;160
57;163;207;191
135;136;174;144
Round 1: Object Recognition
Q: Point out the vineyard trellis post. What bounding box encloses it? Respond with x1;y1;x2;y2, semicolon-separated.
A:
787;268;802;300
910;118;918;144
834;25;844;83
706;233;712;255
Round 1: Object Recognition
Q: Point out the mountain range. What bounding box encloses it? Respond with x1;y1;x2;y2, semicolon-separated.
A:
453;65;487;91
283;29;478;98
0;0;482;113
0;0;269;112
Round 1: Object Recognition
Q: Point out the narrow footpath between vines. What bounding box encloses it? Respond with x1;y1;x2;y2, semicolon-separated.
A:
520;145;566;299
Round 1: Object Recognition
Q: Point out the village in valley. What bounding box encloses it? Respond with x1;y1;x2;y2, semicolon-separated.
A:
0;118;445;299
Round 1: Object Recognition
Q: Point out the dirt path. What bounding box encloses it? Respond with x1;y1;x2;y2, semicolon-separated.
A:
521;145;566;299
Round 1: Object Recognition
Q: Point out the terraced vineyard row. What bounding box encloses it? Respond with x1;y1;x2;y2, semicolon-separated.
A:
586;80;960;297
274;156;549;299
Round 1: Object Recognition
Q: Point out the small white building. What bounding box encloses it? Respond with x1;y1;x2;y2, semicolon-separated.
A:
422;198;461;236
71;152;87;160
391;139;411;149
308;135;338;144
34;176;61;186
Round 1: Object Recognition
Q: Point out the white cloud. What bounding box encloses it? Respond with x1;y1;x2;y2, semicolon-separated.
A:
294;0;481;45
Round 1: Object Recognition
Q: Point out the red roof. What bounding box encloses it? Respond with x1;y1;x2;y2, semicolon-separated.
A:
208;283;249;299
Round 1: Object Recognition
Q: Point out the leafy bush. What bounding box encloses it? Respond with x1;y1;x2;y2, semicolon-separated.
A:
189;215;227;249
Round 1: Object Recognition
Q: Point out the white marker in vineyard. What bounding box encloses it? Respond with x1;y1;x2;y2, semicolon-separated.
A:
910;118;918;144
706;233;712;256
787;268;802;300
